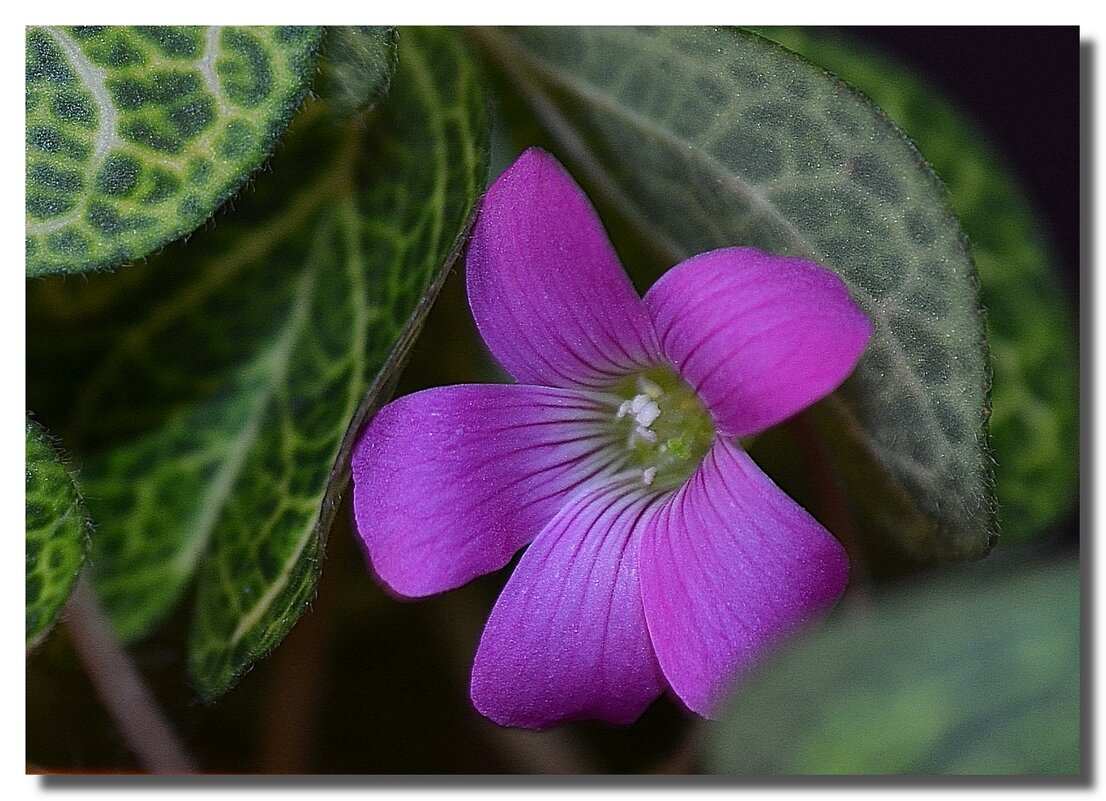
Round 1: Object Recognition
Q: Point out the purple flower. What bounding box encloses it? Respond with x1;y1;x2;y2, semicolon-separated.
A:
352;148;873;728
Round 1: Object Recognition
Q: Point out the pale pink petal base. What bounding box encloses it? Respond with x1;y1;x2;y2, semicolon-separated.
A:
467;148;661;389
639;439;849;717
645;248;873;438
471;484;667;728
352;384;623;598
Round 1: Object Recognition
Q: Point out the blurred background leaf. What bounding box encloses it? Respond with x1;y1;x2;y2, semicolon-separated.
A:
25;417;91;650
315;26;398;120
25;26;491;698
753;27;1078;546
704;555;1080;775
472;25;995;564
25;26;322;277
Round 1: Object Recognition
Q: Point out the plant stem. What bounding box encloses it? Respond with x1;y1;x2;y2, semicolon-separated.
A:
63;573;197;773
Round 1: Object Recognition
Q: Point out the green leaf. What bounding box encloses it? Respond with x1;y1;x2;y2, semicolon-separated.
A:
703;556;1080;774
25;417;90;650
315;26;398;119
474;26;995;560
25;25;322;278
752;27;1077;543
25;26;490;697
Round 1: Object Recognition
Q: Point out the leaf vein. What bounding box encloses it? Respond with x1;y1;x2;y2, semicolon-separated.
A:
27;27;121;236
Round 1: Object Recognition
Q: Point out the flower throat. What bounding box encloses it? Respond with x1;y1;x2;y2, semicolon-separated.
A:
606;365;715;491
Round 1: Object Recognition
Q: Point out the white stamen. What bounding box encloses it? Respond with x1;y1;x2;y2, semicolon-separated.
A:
629;394;649;415
635;401;661;428
642;466;657;486
635;425;657;443
616;399;632;419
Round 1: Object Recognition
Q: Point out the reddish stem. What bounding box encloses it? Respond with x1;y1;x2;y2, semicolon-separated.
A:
64;574;196;773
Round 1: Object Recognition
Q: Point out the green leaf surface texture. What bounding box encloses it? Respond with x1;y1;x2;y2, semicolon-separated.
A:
704;556;1080;774
26;26;322;277
753;28;1077;543
25;417;90;650
25;26;490;697
475;26;995;560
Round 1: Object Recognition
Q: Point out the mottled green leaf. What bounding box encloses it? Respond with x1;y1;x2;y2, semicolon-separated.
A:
753;27;1077;543
25;417;90;650
704;556;1080;775
25;26;490;697
475;26;995;560
25;25;322;278
315;26;398;119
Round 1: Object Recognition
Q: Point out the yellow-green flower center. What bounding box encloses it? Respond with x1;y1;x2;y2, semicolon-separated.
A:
606;365;715;491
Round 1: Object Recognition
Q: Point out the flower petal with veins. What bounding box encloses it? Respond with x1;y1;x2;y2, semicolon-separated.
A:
353;384;625;597
467;148;661;389
645;247;872;438
639;438;849;717
471;482;667;728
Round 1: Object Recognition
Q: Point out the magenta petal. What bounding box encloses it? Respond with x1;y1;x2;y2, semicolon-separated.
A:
639;439;849;717
352;384;623;598
644;247;873;437
470;484;667;728
467;148;661;388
